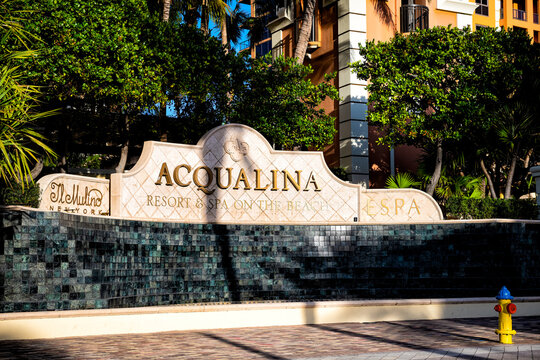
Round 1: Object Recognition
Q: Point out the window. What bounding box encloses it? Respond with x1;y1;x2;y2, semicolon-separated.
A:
400;4;429;33
261;26;271;41
295;13;319;43
475;0;488;16
256;40;272;57
309;13;318;42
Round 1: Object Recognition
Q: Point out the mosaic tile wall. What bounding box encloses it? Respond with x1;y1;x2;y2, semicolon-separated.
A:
1;209;539;312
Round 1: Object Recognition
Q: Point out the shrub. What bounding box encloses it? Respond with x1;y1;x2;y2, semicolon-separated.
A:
445;197;538;220
0;182;41;208
330;167;348;181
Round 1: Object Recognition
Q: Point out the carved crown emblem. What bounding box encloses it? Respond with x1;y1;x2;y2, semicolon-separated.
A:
224;138;249;162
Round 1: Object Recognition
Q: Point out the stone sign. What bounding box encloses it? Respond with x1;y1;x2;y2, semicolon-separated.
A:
37;174;109;216
36;125;443;223
359;188;442;222
109;124;443;224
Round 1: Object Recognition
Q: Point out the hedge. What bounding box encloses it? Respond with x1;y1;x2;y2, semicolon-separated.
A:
445;197;538;220
0;182;41;208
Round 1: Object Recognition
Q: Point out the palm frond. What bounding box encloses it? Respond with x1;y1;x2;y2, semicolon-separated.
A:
385;172;421;189
0;6;57;187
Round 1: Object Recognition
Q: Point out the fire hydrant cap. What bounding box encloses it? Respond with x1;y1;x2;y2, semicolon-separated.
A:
496;286;514;300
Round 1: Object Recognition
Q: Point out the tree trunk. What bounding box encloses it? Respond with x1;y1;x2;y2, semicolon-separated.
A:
201;0;209;35
479;158;497;199
115;114;130;173
159;103;168;142
185;7;198;27
523;148;533;169
221;17;229;53
494;161;501;198
30;159;44;180
426;140;443;196
58;155;67;173
162;0;171;22
15;159;43;184
58;118;69;173
293;0;316;64
504;145;520;199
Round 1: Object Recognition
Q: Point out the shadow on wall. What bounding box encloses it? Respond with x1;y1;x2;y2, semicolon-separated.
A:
263;222;539;306
215;225;241;303
203;220;540;305
1;208;539;312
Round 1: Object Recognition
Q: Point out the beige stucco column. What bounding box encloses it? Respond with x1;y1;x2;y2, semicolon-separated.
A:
337;0;369;185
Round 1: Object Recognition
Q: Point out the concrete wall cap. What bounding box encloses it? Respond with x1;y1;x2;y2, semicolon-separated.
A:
3;297;540;321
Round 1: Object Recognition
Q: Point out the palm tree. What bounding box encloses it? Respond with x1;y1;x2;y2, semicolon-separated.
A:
179;0;201;26
163;0;172;21
293;0;316;64
266;0;394;64
221;4;248;51
373;0;395;30
200;0;229;35
0;0;56;186
495;103;537;199
385;172;421;189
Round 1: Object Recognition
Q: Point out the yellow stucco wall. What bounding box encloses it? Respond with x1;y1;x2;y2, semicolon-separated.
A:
366;0;460;43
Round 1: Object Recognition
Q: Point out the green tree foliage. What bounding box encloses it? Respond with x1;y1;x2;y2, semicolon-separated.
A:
352;26;491;196
151;21;245;144
471;28;540;198
230;56;339;150
19;0;246;170
435;174;483;200
16;0;339;171
0;0;55;187
20;0;167;172
24;0;165;110
352;26;539;198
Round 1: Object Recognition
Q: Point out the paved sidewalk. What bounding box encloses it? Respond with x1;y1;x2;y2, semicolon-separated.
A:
298;345;540;360
0;316;539;359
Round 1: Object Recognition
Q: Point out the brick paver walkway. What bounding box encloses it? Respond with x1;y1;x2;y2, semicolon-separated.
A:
0;316;539;359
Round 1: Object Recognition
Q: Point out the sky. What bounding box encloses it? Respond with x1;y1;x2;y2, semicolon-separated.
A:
208;1;251;52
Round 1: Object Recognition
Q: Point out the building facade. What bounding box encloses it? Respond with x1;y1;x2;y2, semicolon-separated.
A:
243;0;540;187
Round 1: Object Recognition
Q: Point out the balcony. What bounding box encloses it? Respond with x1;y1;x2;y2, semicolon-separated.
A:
400;4;429;33
513;8;527;20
